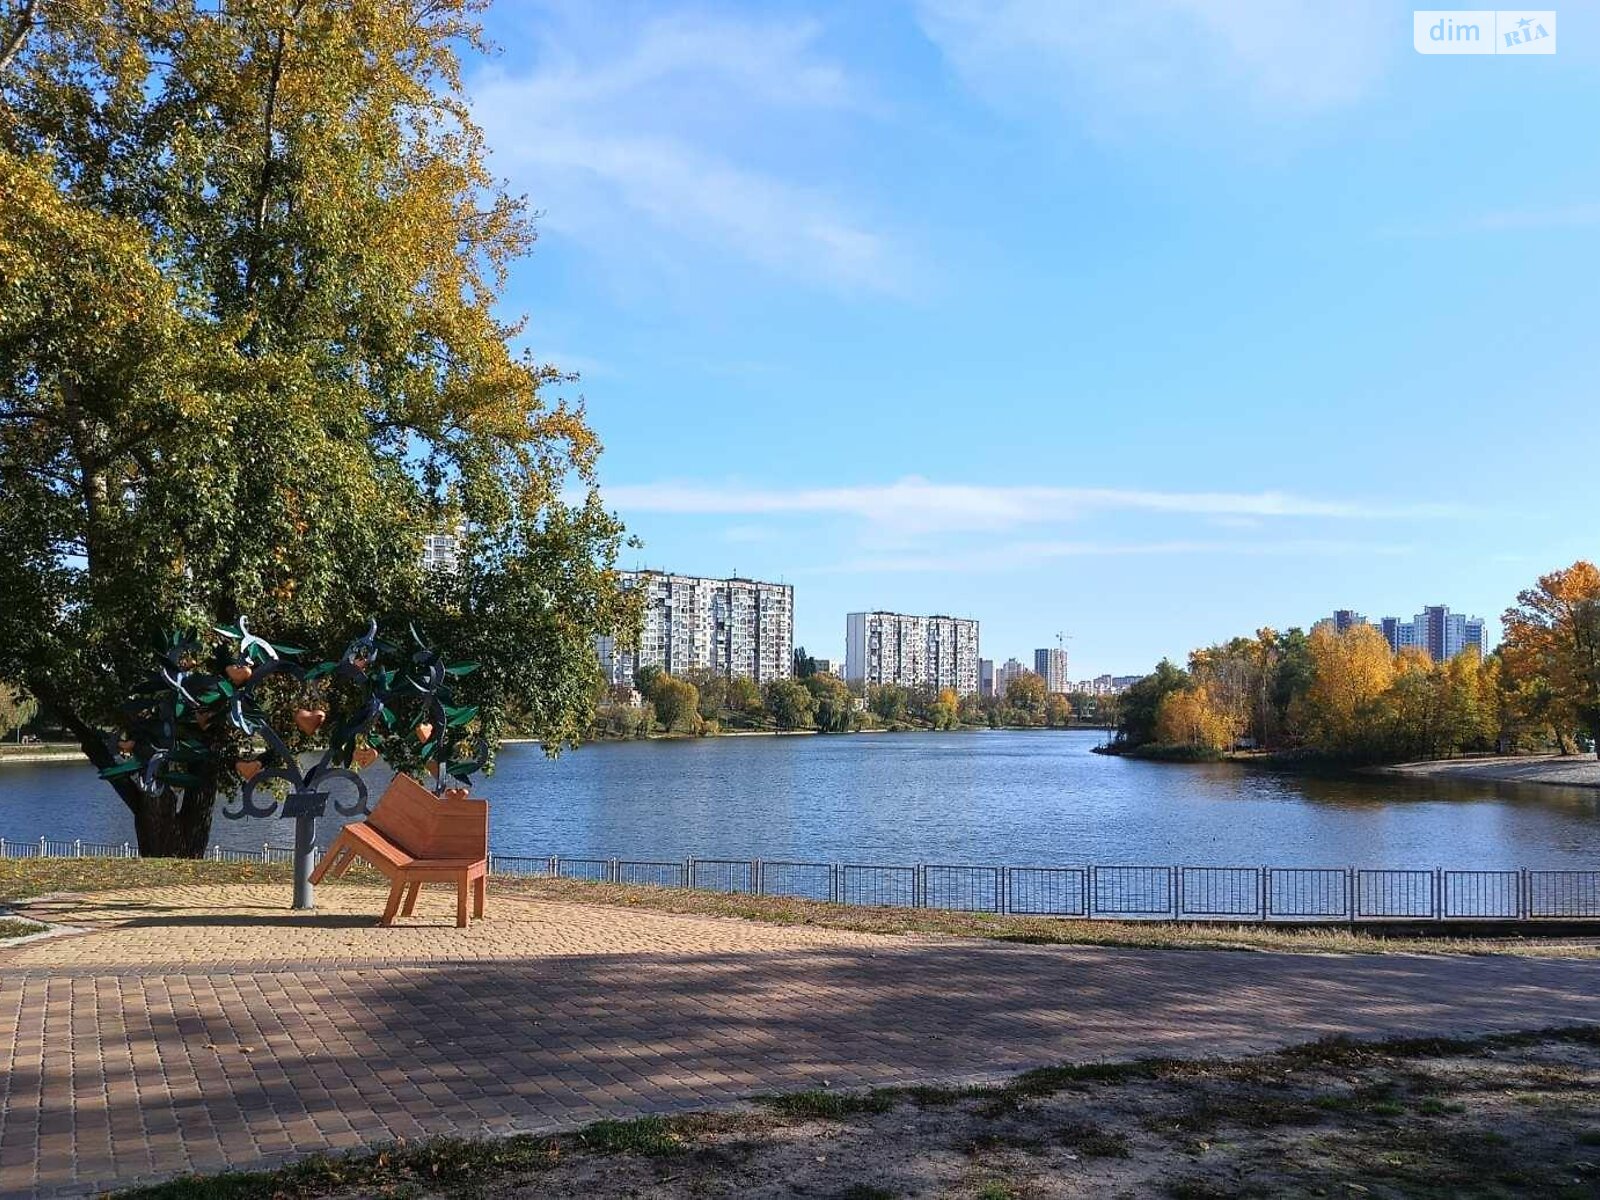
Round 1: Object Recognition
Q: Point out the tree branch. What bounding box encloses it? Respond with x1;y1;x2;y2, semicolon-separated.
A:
0;0;39;75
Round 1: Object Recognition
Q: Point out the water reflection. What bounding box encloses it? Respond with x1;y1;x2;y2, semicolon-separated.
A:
1;730;1596;868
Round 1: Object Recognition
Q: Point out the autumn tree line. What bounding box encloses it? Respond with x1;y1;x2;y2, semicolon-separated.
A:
1114;561;1600;763
591;648;1114;739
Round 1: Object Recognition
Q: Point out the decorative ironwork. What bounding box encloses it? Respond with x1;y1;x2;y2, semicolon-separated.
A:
101;619;484;909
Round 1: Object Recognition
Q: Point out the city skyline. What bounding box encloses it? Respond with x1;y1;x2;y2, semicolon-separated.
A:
474;4;1596;676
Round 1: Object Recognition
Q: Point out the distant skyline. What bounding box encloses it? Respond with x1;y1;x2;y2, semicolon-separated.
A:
474;2;1598;675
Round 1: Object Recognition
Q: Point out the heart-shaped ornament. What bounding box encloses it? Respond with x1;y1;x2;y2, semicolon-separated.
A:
294;708;326;735
354;746;379;769
414;722;434;743
236;760;262;782
225;664;254;685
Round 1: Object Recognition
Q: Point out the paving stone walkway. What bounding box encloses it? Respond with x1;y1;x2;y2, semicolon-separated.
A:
4;883;1600;1197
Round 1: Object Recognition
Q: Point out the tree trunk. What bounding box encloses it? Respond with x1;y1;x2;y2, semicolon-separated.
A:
131;785;217;859
33;684;219;858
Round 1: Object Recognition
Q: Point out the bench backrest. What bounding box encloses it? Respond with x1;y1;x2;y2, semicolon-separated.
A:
366;772;488;862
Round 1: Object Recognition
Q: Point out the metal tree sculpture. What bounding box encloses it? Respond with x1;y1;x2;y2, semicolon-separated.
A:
103;619;485;909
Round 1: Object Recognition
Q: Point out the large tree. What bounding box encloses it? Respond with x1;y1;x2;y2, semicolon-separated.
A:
1502;561;1600;757
0;0;631;854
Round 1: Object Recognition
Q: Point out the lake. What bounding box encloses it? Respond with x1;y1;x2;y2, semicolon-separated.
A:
2;730;1597;869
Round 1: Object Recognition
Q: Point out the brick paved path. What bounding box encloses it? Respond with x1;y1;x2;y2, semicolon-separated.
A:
4;884;1600;1197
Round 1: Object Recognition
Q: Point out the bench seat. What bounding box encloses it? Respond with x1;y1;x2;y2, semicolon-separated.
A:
309;773;489;927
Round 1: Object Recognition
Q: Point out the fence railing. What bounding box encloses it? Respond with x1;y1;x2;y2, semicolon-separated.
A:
3;835;1598;922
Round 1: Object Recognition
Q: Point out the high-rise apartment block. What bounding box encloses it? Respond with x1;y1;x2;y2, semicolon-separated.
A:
598;571;794;686
846;612;981;695
1312;609;1369;637
1033;647;1070;693
993;657;1028;698
979;658;996;698
1378;605;1488;661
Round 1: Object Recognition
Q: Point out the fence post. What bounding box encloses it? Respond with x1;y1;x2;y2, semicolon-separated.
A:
123;841;131;858
1172;865;1181;920
684;856;693;890
829;863;839;905
752;857;761;896
997;866;1005;915
1259;866;1268;922
609;856;620;884
1433;867;1442;922
75;838;82;859
1521;867;1530;920
40;836;47;857
1347;865;1356;928
1087;865;1097;918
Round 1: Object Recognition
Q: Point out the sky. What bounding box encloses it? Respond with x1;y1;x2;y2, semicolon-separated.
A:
466;2;1598;677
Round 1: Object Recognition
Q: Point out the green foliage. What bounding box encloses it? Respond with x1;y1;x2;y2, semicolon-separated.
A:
1005;671;1047;723
763;678;818;730
803;672;856;732
792;646;817;679
0;3;630;852
1116;659;1190;748
0;682;36;739
644;674;699;734
868;684;910;725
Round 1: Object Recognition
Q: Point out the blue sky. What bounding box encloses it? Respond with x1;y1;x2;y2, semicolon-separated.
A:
468;2;1598;676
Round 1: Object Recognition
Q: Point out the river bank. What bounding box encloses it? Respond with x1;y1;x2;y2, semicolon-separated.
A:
1369;754;1600;790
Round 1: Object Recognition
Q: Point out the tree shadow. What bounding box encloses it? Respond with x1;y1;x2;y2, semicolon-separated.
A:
7;934;1600;1195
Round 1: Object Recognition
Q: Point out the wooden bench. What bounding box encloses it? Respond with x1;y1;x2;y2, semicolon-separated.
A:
309;773;489;927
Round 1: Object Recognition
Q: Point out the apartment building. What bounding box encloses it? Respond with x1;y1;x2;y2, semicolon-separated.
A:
1379;605;1489;660
1033;647;1070;693
845;612;981;695
598;571;794;685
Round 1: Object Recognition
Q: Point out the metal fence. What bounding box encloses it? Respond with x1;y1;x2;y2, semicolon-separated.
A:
4;835;1598;923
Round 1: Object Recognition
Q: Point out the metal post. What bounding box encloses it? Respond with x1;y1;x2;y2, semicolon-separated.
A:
292;814;317;910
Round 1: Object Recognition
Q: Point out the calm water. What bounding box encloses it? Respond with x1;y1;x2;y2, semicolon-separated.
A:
1;730;1597;867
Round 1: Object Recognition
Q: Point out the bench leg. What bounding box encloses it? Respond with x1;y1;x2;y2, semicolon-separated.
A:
473;873;486;919
401;882;421;917
308;838;346;885
456;873;470;928
380;879;407;927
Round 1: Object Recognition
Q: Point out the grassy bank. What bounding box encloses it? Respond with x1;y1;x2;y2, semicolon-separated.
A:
114;1026;1600;1199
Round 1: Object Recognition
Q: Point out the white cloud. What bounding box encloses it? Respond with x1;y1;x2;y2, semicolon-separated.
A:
471;12;905;293
809;537;1415;574
916;0;1394;126
599;477;1459;535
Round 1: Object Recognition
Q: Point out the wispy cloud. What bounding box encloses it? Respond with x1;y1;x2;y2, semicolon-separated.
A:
471;11;906;293
809;537;1416;574
1382;204;1600;239
599;477;1460;535
916;0;1394;128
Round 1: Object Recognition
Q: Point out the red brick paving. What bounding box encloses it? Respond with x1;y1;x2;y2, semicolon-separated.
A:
3;889;1600;1196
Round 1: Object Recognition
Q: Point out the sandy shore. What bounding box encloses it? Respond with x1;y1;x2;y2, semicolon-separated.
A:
1373;753;1600;789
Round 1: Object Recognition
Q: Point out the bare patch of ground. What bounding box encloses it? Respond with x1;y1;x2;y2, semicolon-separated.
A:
1374;754;1600;790
119;1028;1600;1199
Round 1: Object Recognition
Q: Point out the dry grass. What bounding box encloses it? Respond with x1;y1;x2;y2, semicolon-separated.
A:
3;856;1598;958
490;875;1600;960
113;1027;1600;1199
0;856;294;904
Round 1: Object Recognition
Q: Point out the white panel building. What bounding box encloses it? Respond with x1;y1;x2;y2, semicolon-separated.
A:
845;612;981;696
598;571;794;685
